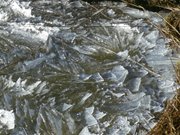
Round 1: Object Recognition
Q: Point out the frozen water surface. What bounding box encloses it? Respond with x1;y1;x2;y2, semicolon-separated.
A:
0;0;179;134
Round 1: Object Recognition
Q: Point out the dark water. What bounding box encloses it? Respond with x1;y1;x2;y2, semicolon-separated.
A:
0;0;179;135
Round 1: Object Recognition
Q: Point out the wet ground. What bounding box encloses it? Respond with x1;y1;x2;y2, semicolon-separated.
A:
0;0;179;134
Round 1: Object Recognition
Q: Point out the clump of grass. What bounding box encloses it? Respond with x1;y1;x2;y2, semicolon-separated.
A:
163;10;180;50
176;62;180;84
124;0;179;8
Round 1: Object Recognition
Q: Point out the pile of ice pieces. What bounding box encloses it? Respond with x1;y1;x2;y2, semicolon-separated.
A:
0;0;179;134
41;11;177;134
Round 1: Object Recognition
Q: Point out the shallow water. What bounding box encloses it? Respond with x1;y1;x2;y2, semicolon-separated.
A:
0;0;179;135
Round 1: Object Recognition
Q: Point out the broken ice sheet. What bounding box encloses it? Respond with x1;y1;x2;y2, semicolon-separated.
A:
157;79;174;90
128;68;148;78
107;9;115;17
145;30;159;44
139;37;156;51
102;72;119;82
84;106;94;115
70;1;84;8
0;109;15;130
137;113;155;130
64;112;76;134
84;113;98;126
35;81;49;96
89;73;104;82
55;32;77;43
78;73;92;81
111;65;128;84
103;98;142;113
127;77;141;92
151;101;164;113
126;92;145;101
110;91;125;98
22;53;55;71
121;7;150;19
11;78;34;96
7;77;48;97
94;110;106;120
83;107;98;127
4;76;15;88
147;40;170;56
146;55;178;67
60;103;73;112
38;107;62;135
107;116;131;135
79;127;91;135
140;95;151;110
73;45;117;60
117;50;128;60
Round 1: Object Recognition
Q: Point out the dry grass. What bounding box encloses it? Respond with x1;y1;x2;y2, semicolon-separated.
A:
124;0;179;8
176;62;180;84
163;11;180;50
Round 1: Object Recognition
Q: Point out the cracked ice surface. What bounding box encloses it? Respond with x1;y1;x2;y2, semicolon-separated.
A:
0;0;179;134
